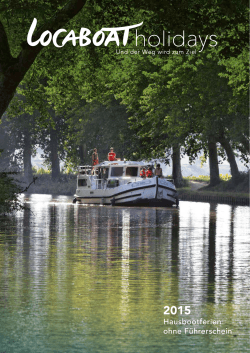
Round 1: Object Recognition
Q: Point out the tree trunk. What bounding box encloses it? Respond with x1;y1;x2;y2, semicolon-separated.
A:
50;128;60;180
79;144;88;165
219;136;240;180
79;145;84;165
172;144;183;187
23;132;32;181
241;135;249;154
208;141;220;186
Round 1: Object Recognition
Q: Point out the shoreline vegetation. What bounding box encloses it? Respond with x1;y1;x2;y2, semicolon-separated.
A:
0;170;248;216
19;171;249;206
177;173;249;205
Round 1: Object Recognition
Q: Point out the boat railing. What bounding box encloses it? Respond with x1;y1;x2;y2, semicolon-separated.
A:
78;165;92;175
95;178;107;189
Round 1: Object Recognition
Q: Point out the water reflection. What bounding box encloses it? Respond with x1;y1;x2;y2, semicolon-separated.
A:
0;197;249;352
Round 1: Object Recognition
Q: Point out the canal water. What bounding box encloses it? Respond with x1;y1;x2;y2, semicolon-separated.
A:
0;195;249;353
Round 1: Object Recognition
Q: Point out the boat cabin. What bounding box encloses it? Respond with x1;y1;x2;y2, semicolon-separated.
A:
77;161;146;190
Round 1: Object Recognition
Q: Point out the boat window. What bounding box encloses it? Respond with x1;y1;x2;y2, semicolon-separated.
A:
107;179;119;188
103;167;109;179
111;167;123;177
78;179;87;187
98;167;109;179
126;167;138;177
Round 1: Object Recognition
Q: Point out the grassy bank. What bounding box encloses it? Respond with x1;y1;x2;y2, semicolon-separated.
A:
177;172;249;205
17;171;249;205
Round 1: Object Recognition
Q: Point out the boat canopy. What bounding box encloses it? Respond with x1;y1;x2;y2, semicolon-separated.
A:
97;160;146;167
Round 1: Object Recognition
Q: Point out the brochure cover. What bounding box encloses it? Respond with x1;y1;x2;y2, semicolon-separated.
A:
0;1;249;353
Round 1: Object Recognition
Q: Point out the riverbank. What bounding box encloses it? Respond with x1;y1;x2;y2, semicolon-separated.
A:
20;174;76;196
177;189;249;205
177;174;249;205
18;172;249;206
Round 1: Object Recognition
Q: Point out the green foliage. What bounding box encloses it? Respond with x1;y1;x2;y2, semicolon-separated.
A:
32;165;77;175
0;118;20;170
60;164;77;174
203;171;249;194
61;97;132;166
219;173;232;181
0;172;24;214
32;166;50;174
185;175;211;182
0;0;70;56
0;0;248;193
199;154;207;168
184;174;232;182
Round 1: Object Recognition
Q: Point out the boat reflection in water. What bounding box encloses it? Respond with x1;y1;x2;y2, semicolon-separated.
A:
0;195;249;353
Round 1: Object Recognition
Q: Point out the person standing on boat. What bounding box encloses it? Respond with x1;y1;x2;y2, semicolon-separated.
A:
92;148;99;166
140;167;146;178
155;164;163;178
146;166;153;178
108;147;116;161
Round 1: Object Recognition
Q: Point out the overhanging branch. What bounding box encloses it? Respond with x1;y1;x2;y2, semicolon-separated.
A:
16;0;88;83
21;0;88;50
0;0;87;119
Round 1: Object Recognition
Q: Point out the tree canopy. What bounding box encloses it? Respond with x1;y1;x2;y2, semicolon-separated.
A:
0;0;249;187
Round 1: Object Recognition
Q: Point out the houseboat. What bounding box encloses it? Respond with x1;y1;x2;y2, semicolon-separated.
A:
73;161;178;207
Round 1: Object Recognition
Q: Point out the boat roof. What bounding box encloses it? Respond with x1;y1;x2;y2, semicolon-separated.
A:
78;161;146;169
97;160;146;167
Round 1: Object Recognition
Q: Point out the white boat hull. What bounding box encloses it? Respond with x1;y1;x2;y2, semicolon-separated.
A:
74;177;177;207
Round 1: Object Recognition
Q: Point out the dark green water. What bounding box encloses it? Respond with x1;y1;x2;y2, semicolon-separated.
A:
0;195;249;353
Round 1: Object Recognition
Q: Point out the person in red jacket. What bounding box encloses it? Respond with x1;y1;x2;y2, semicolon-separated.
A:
146;166;153;178
140;167;146;178
108;147;116;161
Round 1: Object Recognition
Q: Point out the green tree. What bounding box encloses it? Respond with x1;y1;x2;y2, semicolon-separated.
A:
0;171;23;214
37;108;69;180
1;0;248;179
0;115;19;170
63;97;131;166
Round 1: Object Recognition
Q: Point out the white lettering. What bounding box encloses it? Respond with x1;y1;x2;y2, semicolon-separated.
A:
62;30;78;46
199;35;208;52
26;18;217;51
102;22;143;46
40;31;52;46
104;29;120;46
173;31;185;47
187;34;197;47
148;34;161;47
209;35;218;47
53;29;67;47
27;18;40;46
79;28;91;46
136;30;145;46
93;30;105;46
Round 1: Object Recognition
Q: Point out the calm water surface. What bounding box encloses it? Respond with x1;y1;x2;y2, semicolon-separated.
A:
0;195;249;353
